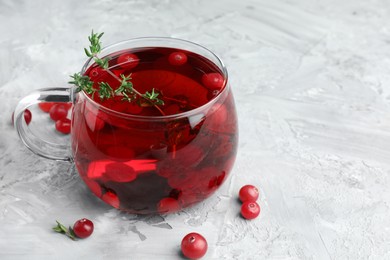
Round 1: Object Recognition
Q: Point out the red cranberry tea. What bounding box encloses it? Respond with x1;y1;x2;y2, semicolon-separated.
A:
71;47;238;214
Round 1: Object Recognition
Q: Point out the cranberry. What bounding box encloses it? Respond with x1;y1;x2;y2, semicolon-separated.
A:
181;232;208;259
24;109;32;124
49;104;68;121
12;109;32;125
105;146;135;160
117;53;139;69
73;218;94;238
102;190;120;208
157;197;180;214
89;67;107;80
175;145;205;167
208;171;226;190
240;201;260;220
84;179;102;197
103;163;137;183
55;118;71;134
239;185;259;202
38;102;56;113
168;52;188;66
201;73;224;90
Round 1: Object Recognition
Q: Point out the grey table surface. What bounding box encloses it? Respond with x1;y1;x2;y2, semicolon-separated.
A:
1;0;390;259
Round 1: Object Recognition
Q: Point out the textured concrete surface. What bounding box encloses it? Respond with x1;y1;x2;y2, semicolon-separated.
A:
1;0;390;259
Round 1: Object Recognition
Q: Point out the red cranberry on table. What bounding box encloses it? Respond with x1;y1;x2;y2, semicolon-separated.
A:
49;104;68;121
181;232;208;259
53;218;94;240
239;185;259;203
240;201;260;220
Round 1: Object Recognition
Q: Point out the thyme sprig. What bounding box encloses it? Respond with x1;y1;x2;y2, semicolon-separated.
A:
143;88;164;106
69;73;95;95
69;31;164;112
84;31;109;69
116;74;136;102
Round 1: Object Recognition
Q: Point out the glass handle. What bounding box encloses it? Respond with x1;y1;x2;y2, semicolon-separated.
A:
14;87;74;161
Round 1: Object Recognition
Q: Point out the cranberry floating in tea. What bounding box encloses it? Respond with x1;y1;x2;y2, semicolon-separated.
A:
13;32;238;214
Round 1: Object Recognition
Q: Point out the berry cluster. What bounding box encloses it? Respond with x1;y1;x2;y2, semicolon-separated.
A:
239;185;261;220
176;185;261;259
52;185;260;258
38;102;72;134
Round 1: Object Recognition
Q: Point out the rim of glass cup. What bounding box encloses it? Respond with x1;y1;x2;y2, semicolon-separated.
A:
78;37;229;121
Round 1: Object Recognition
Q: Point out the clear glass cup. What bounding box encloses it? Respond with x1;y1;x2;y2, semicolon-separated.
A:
14;37;238;214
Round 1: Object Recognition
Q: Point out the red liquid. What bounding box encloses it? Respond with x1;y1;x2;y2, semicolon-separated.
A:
72;47;238;214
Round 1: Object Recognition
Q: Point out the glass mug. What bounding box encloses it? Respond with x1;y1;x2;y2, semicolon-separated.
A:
14;37;238;214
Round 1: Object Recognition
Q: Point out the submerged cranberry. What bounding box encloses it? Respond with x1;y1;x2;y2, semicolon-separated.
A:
102;190;120;209
157;197;180;214
168;52;188;66
55;118;71;134
201;73;224;90
117;53;139;69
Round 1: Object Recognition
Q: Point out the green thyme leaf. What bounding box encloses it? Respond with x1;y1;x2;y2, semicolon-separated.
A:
95;57;109;69
69;73;95;94
98;82;113;100
143;88;164;105
115;74;134;94
52;226;63;233
84;48;92;57
56;220;68;233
